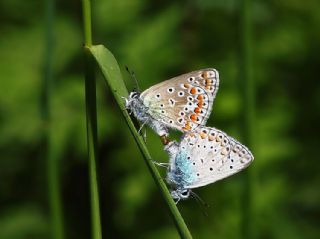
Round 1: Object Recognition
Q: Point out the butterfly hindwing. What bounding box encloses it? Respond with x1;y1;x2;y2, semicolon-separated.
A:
170;127;254;189
141;69;219;132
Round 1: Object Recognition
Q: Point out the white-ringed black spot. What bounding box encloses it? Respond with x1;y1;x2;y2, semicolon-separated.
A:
188;102;193;106
184;107;189;111
167;87;174;93
231;159;234;162
160;104;164;108
161;110;165;114
210;168;213;171
178;91;184;97
230;166;233;169
200;159;204;163
187;156;191;160
197;145;200;148
188;96;193;101
179;111;185;116
156;93;161;98
169;120;173;124
197;173;200;176
193;162;196;165
188;77;194;82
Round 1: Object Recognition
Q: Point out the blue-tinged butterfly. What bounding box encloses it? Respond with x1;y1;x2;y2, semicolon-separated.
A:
164;126;254;203
125;69;219;140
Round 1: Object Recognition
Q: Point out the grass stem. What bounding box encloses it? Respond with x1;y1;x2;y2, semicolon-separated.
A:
82;0;102;238
90;45;193;239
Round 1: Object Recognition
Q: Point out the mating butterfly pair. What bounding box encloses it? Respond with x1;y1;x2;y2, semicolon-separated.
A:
125;69;254;202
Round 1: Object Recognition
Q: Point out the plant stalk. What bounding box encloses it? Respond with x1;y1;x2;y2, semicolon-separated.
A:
89;45;193;239
82;0;102;238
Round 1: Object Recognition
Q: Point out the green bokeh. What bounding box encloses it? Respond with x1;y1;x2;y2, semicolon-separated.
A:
0;0;319;238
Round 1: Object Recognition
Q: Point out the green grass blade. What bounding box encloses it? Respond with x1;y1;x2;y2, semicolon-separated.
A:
89;44;193;239
81;0;102;238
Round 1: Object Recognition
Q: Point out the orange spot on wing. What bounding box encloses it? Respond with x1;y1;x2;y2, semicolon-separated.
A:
194;107;201;113
208;135;215;141
190;87;197;94
190;114;197;122
206;79;212;86
200;132;207;139
201;72;209;78
183;121;192;131
197;95;203;101
197;101;203;108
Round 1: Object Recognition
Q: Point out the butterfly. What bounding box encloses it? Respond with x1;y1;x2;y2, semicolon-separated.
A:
164;126;254;203
125;69;219;140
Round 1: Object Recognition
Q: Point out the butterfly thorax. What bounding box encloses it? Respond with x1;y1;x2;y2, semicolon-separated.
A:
126;92;150;123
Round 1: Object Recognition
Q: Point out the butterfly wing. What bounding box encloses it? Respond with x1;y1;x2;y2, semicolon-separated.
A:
174;127;253;189
141;69;219;132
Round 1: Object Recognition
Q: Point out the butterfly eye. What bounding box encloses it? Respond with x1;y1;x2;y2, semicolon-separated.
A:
130;92;139;98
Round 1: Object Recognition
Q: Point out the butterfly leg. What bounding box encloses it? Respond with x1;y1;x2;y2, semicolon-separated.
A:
174;198;180;205
152;160;169;169
138;120;148;135
121;96;133;114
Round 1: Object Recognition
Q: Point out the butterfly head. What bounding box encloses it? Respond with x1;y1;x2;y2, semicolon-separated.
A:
125;91;141;108
171;188;191;201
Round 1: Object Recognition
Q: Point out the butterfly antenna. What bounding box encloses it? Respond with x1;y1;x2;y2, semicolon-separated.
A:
125;65;140;92
190;191;210;217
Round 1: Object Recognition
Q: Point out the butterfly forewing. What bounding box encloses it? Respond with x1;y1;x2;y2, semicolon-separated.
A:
173;127;253;189
141;69;219;132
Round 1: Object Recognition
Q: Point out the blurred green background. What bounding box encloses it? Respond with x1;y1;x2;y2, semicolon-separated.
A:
0;0;319;238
